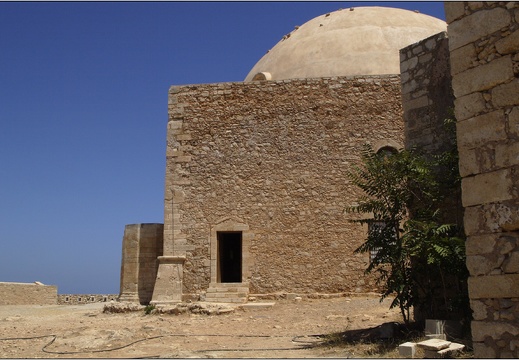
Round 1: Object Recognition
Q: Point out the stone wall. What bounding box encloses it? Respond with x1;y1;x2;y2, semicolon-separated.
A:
400;31;468;321
0;282;57;305
57;294;118;305
445;2;519;358
165;75;404;298
119;223;163;304
400;31;454;154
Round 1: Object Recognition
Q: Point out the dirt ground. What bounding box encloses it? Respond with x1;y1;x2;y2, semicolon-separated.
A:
0;296;416;358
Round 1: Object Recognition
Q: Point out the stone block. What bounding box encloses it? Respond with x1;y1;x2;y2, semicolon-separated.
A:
467;254;498;276
399;342;416;358
401;79;419;96
473;342;497;358
417;338;451;351
495;141;519;168
437;343;465;357
450;43;477;76
402;94;429;111
472;320;519;342
454;92;486;122
492;79;519;108
463;207;481;236
424;349;441;358
448;7;511;50
457;110;507;149
465;233;500;256
461;169;513;207
467;203;519;234
401;56;418;73
503;251;519;273
469;273;519;298
452;55;514;98
510;106;519;137
470;299;488;321
175;134;192;141
457;146;479;177
174;155;192;163
496;29;519;55
169;120;183;130
444;2;466;24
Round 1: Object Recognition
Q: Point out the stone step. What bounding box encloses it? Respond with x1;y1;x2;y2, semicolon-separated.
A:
205;282;249;303
207;287;249;294
205;296;247;303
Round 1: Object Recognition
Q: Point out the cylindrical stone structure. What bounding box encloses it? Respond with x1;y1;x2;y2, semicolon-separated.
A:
119;223;163;304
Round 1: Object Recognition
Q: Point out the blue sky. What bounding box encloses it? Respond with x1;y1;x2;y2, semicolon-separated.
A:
0;1;446;295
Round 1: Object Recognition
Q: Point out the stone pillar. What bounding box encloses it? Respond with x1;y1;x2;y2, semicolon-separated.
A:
151;86;189;304
150;256;186;304
119;223;163;304
445;2;519;358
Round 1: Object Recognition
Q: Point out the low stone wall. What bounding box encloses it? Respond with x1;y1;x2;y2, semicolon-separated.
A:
57;294;118;305
0;282;57;305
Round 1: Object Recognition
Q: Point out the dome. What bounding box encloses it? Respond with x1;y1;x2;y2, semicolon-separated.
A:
244;7;447;81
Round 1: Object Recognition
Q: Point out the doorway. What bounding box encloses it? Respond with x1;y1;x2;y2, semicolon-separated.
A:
217;231;242;283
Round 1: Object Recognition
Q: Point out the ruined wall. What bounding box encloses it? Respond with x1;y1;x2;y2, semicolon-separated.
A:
167;75;404;297
445;2;519;358
58;294;118;305
400;31;468;321
119;223;163;304
0;282;57;305
400;31;455;154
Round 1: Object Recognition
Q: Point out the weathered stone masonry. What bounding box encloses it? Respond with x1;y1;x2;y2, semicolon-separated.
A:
119;223;163;304
401;31;455;155
0;282;57;305
160;75;404;301
400;31;467;322
445;2;519;358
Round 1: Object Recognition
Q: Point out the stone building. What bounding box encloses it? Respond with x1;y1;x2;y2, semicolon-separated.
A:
117;2;519;357
119;6;447;304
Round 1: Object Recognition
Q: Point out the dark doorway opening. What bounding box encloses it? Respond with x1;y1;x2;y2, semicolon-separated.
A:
217;231;242;283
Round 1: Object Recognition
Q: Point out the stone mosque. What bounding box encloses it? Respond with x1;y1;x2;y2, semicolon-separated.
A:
119;6;447;305
118;4;519;357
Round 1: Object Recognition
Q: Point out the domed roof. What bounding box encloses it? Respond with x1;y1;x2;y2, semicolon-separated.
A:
244;7;446;81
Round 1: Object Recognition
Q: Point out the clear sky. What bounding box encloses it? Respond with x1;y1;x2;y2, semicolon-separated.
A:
0;1;446;295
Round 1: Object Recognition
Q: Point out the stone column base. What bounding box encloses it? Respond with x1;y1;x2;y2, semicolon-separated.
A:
118;292;140;303
150;255;186;305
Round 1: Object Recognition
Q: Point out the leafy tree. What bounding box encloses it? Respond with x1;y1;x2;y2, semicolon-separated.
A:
346;138;469;324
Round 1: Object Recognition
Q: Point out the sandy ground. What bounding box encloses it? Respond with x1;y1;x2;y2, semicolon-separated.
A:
0;296;406;358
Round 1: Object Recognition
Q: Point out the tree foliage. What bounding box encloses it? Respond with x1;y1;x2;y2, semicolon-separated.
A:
346;134;469;324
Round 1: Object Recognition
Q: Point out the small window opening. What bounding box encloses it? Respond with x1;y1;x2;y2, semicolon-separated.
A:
377;146;398;158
